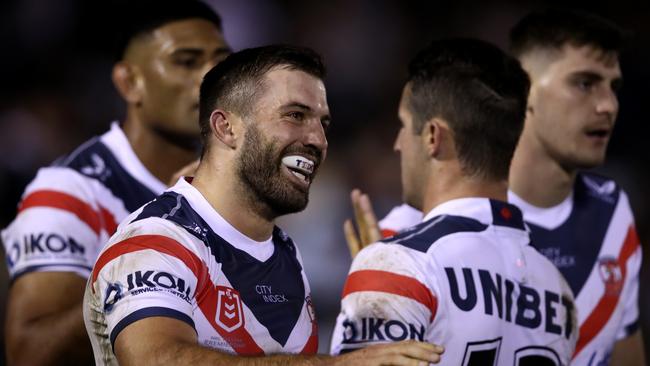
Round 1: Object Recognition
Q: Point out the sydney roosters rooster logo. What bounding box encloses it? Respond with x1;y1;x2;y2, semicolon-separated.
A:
215;286;244;332
598;257;623;297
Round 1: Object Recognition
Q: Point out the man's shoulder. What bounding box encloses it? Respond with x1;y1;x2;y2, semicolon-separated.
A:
382;214;488;253
576;172;624;205
127;192;208;240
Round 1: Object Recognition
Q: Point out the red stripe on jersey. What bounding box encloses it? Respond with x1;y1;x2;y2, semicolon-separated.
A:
91;235;208;291
92;234;265;355
573;226;640;359
381;229;398;238
343;269;438;320
300;317;318;354
99;206;118;235
19;190;102;235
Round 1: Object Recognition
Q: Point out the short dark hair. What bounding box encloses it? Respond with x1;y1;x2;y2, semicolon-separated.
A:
199;44;326;152
407;38;530;181
114;0;222;61
509;9;627;58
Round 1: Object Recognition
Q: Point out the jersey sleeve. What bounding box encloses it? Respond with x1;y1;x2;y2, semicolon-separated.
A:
1;167;106;279
616;193;642;340
89;217;209;348
330;242;437;355
378;204;423;238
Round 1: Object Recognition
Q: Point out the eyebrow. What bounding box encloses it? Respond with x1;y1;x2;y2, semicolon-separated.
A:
171;46;232;56
570;70;624;90
282;102;331;122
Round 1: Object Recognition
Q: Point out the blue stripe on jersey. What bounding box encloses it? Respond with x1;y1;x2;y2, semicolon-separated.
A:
109;306;196;349
384;215;487;253
528;173;620;297
11;263;93;284
133;192;307;347
54;138;157;212
489;200;526;230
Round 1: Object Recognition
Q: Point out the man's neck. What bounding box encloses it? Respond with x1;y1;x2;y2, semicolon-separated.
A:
509;136;576;208
421;165;509;215
122;113;197;185
191;157;275;242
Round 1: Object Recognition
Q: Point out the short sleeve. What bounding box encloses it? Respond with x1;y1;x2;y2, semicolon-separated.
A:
2;167;106;279
330;242;437;355
89;218;209;348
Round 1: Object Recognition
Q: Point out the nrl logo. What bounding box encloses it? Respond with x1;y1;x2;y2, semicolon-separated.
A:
215;286;245;332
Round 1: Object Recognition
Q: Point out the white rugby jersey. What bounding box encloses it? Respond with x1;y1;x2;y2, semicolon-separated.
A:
508;173;642;364
378;203;422;238
332;198;577;365
2;122;165;280
84;178;318;365
377;173;642;364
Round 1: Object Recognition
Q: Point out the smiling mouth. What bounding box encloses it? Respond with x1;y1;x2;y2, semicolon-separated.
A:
282;155;315;183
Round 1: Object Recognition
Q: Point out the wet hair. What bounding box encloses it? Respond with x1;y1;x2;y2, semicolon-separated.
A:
199;44;326;154
509;9;626;58
406;38;530;181
114;0;222;61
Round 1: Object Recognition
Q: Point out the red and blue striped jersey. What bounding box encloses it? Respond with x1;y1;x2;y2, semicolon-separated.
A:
2;122;164;280
331;198;577;365
84;178;318;365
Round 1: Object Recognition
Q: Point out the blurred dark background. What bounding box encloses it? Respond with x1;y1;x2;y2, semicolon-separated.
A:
0;0;648;361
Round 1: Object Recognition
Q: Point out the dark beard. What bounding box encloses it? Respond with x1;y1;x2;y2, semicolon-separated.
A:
236;124;320;219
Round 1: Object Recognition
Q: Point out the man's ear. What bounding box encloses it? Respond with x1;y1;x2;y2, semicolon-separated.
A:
112;62;143;105
423;118;446;158
209;109;237;149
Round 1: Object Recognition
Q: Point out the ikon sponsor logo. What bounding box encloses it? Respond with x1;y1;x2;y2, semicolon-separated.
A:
126;270;192;302
103;283;123;312
342;317;425;343
215;286;244;332
6;233;86;267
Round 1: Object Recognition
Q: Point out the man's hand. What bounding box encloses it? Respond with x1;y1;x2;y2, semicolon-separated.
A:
333;341;444;365
168;159;200;186
116;317;444;365
344;189;381;258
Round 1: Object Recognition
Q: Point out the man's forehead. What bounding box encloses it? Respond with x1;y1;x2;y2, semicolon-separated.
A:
262;68;329;113
552;44;621;78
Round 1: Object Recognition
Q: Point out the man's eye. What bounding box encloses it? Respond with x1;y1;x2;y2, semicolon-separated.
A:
577;79;593;90
174;57;199;68
288;112;304;120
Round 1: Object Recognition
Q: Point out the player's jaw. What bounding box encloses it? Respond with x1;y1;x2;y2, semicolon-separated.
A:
236;125;322;218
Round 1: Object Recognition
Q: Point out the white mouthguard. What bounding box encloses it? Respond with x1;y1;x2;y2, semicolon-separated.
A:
282;155;315;182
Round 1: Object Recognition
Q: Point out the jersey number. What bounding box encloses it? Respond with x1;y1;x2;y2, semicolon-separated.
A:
462;339;561;366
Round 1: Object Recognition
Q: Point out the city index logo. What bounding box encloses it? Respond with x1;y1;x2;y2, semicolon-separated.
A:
6;233;86;267
126;270;192;300
445;267;574;339
341;318;425;344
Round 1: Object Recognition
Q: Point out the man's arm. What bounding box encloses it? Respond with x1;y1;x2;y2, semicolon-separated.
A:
5;272;92;366
115;316;443;366
610;330;646;366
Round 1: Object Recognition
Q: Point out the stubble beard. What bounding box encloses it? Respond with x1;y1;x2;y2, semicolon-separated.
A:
236;124;313;220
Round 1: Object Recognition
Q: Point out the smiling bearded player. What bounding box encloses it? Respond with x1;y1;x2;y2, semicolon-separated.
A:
84;45;444;366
